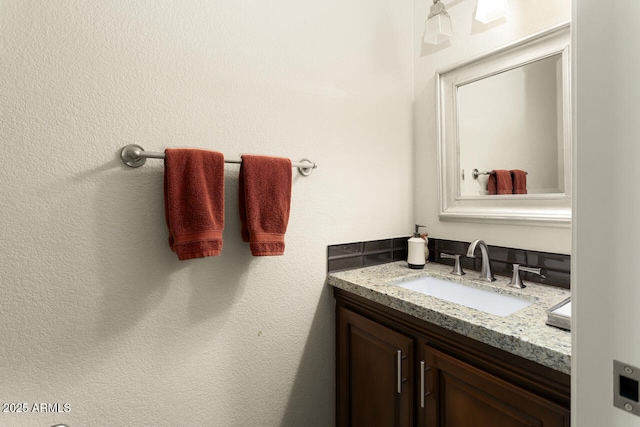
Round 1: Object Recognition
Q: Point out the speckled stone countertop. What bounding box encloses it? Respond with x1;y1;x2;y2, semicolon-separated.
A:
328;261;571;374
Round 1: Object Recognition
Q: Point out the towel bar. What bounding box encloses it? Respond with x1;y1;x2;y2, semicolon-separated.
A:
120;144;317;176
472;168;527;180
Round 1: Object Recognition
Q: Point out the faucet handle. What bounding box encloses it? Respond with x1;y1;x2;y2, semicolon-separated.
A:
509;264;546;289
440;253;465;276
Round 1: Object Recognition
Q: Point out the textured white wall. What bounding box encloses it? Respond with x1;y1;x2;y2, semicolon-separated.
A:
573;1;640;425
414;0;571;254
0;1;413;426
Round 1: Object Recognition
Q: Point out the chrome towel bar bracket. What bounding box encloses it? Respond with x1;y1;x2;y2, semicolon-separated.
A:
120;144;317;176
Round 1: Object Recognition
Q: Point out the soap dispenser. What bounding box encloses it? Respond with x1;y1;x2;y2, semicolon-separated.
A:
408;224;427;269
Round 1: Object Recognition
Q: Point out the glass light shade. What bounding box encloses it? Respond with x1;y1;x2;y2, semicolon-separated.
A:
424;2;454;45
475;0;509;24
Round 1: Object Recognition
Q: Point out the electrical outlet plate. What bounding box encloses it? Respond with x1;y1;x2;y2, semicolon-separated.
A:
614;360;640;416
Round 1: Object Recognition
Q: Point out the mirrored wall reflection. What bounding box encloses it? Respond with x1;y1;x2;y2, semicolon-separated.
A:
458;54;564;196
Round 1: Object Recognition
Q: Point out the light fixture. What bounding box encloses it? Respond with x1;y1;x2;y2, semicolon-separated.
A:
424;0;454;45
475;0;509;24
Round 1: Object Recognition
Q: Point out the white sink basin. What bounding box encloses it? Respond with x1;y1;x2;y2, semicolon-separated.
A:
396;276;532;317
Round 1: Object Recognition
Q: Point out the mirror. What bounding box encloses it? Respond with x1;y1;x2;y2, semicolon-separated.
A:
436;23;571;226
459;54;564;196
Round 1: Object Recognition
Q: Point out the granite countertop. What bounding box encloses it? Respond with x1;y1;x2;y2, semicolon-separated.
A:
328;261;571;374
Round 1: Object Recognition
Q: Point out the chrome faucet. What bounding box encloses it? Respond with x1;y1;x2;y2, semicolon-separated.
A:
466;239;496;282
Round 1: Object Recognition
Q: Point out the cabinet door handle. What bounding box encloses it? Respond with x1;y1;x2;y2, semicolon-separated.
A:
397;350;402;394
421;360;425;407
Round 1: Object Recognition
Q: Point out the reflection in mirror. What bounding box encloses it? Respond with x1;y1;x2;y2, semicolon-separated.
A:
437;23;571;226
459;54;564;196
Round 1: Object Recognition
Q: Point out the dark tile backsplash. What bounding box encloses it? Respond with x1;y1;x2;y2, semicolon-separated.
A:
327;237;408;273
431;238;570;289
328;237;570;290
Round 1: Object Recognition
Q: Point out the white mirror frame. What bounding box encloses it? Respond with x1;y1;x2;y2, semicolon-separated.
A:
436;22;571;227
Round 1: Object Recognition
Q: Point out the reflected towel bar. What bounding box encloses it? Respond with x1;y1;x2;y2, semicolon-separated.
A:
120;144;317;176
472;168;527;180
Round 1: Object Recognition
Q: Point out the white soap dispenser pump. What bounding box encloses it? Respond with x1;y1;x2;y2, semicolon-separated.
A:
408;224;427;269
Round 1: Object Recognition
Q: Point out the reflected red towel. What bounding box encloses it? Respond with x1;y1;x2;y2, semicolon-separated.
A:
487;170;513;195
510;169;528;194
164;148;225;260
239;155;292;256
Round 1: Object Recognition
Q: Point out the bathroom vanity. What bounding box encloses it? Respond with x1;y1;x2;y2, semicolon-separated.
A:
329;262;571;427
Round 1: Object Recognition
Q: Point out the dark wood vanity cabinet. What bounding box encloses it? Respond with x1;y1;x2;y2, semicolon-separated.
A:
335;289;570;427
337;306;414;426
423;345;569;427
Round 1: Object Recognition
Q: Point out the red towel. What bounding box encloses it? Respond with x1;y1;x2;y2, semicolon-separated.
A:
239;155;292;256
487;170;513;195
164;148;225;260
510;169;528;194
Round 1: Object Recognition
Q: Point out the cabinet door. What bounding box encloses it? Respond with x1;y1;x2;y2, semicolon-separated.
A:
423;345;569;427
337;306;414;427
